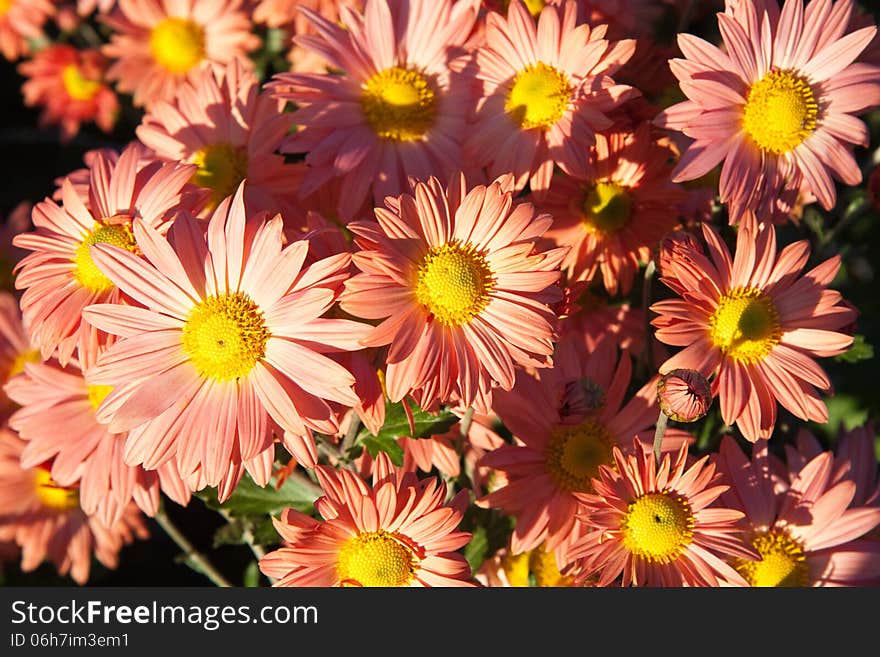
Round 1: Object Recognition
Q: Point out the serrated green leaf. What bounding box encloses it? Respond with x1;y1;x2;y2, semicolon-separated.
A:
835;334;874;364
811;394;869;441
358;399;458;443
464;525;489;574
355;399;457;465
197;471;318;517
361;434;405;466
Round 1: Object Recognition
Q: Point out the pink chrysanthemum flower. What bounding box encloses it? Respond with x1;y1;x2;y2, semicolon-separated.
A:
137;59;297;217
650;217;856;442
479;349;679;562
0;0;52;61
13;143;198;366
0;291;39;418
539;125;684;295
18;45;119;143
656;0;880;220
268;0;479;220
5;357;190;528
0;429;148;585
340;174;566;414
81;184;369;494
102;0;260;108
570;440;757;587
259;452;474;586
465;0;636;196
714;436;880;586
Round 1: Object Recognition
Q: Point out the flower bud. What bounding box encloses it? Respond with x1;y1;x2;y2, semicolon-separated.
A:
657;369;712;422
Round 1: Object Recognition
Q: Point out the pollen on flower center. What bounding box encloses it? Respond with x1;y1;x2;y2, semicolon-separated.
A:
191;142;249;209
505;62;571;130
336;530;417;587
621;491;695;563
149;17;206;75
545;419;614;493
34;467;80;512
181;292;270;381
73;220;138;293
528;546;573;587
61;65;102;102
709;287;781;364
87;385;113;410
741;69;818;155
733;530;808;587
415;242;494;327
360;66;437;141
582;181;633;234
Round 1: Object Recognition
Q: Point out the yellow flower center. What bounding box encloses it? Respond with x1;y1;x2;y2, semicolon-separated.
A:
360;66;437;141
505;62;571;130
504;0;546;17
734;530;808;587
61;64;102;102
708;287;781;364
499;550;530;586
336;531;417;587
191;142;249;210
34;468;80;513
87;384;113;410
73;221;138;293
0;0;10;16
149;18;206;75
415;242;494;327
582;181;633;235
528;547;573;587
544;419;614;493
181;293;270;381
741;69;818;155
500;545;573;586
6;349;40;381
621;491;695;564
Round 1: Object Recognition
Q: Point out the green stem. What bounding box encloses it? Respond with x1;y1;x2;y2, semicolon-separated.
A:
459;406;475;438
154;507;232;587
652;410;669;466
341;415;362;455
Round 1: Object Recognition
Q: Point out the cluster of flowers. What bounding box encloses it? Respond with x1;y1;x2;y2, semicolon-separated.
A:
0;0;879;587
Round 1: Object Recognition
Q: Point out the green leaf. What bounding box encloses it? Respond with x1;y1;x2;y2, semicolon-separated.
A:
811;394;869;441
358;398;456;443
355;399;457;466
197;471;318;518
361;433;406;466
835;334;874;364
464;525;489;574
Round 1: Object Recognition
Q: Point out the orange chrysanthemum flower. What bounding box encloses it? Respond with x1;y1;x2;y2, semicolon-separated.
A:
340;174;566;413
570;441;758;586
102;0;259;108
539;124;685;295
0;429;147;585
651;217;856;442
18;45;118;142
259;453;474;586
